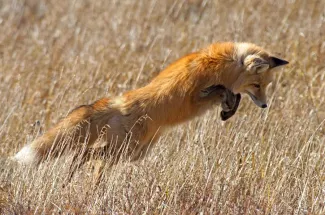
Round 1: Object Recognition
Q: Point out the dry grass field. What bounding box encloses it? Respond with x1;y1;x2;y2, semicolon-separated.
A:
1;0;325;214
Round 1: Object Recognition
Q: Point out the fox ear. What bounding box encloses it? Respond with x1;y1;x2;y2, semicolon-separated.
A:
244;55;270;74
270;56;289;68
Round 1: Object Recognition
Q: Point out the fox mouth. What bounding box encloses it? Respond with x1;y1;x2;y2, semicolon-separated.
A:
246;91;267;108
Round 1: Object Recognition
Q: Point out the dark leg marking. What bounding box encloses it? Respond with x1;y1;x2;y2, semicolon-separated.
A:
220;94;241;121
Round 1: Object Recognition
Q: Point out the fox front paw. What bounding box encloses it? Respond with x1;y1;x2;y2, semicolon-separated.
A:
220;94;241;121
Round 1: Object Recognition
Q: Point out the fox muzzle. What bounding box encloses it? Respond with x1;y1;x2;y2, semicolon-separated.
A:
247;92;267;108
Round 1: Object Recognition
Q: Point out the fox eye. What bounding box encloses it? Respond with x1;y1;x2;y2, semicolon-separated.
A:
253;84;260;89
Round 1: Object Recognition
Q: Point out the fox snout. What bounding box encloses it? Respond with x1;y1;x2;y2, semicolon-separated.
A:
246;91;267;108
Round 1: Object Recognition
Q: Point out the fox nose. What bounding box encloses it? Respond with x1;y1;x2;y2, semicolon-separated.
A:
261;104;267;108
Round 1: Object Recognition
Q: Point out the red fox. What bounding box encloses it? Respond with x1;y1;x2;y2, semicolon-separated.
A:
13;42;288;181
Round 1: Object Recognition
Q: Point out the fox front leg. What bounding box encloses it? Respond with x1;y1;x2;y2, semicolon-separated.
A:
198;85;227;101
220;94;241;121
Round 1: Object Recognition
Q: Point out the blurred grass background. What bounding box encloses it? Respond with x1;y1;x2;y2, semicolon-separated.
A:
1;0;325;214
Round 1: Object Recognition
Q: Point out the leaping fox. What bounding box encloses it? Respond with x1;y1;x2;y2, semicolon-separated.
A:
13;42;288;182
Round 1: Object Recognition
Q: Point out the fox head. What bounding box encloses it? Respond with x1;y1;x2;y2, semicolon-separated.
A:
231;43;289;108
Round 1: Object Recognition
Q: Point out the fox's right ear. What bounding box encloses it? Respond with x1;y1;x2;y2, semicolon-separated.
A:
244;54;270;74
270;56;289;68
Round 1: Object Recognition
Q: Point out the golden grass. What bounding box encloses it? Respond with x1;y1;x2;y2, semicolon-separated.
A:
1;0;325;214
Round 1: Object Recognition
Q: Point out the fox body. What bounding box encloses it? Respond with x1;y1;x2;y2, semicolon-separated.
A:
15;85;238;164
14;42;288;180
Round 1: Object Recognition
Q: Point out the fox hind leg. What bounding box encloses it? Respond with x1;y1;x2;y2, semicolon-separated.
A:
63;148;92;187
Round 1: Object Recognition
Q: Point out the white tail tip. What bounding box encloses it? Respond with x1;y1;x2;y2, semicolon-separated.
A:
13;145;39;165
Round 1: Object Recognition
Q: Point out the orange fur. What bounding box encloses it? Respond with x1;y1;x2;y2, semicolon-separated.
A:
14;42;288;181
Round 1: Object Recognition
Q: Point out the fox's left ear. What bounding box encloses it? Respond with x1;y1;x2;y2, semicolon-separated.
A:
270;57;289;68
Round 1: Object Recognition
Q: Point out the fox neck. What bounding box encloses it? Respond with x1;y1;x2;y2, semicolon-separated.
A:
217;68;243;93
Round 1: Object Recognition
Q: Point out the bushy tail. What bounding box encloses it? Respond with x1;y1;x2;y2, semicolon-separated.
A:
14;105;94;165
